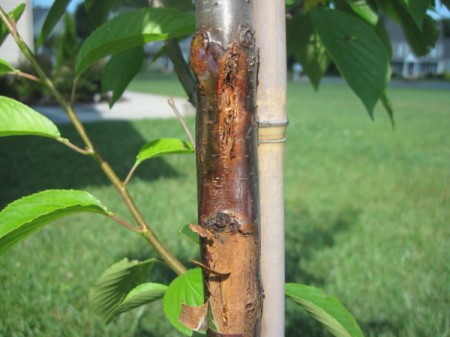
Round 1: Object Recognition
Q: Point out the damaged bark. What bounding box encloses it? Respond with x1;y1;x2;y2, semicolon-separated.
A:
190;1;262;336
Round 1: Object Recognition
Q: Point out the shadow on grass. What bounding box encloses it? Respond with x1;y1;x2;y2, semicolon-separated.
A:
285;204;361;337
0;121;180;207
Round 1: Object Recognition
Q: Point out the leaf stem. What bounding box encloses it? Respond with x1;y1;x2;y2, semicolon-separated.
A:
0;7;187;276
168;97;195;149
109;214;143;233
124;163;138;186
13;71;40;82
58;138;93;155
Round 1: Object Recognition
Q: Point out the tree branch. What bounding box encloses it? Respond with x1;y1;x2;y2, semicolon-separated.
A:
165;39;197;107
0;7;187;276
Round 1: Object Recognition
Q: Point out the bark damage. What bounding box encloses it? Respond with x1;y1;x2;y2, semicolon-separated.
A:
191;29;262;337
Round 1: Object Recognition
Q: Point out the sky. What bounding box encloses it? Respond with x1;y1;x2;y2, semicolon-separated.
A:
33;0;83;12
32;0;450;18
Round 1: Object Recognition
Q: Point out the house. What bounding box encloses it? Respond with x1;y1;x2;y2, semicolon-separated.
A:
0;0;34;65
387;18;450;78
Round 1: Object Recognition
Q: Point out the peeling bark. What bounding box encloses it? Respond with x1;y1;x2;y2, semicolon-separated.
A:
190;3;262;335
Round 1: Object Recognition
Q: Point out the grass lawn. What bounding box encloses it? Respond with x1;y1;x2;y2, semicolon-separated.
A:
0;72;449;337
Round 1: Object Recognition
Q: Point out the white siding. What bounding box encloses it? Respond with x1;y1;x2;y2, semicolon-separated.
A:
0;0;34;65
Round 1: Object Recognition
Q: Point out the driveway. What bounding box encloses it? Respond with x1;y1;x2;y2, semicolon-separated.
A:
33;92;195;124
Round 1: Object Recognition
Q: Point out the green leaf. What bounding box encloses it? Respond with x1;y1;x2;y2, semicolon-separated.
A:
76;8;195;75
287;14;330;89
380;91;395;129
179;224;199;244
89;258;163;323
286;283;365;337
378;0;438;56
163;268;204;336
0;96;60;138
310;8;390;116
84;0;123;28
0;3;26;46
442;0;450;9
401;14;439;57
111;282;168;317
0;59;16;74
397;0;430;28
0;190;109;256
149;44;168;66
102;47;144;108
36;0;71;47
160;0;195;11
374;18;393;58
136;138;194;166
344;0;378;25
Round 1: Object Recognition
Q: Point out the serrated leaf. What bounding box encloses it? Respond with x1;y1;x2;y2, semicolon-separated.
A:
163;268;204;336
397;0;430;28
76;8;195;75
380;91;395;129
287;14;329;89
310;8;390;116
136;138;194;166
111;283;168;317
0;3;26;46
102;47;144;108
36;0;71;47
0;59;16;74
286;283;365;337
0;96;60;138
89;258;159;323
0;190;108;256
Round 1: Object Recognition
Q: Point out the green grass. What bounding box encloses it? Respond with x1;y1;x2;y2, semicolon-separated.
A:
127;71;186;97
0;73;449;337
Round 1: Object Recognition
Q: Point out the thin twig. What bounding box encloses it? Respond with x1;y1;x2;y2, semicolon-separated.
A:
57;138;93;155
14;71;40;82
109;214;143;233
124;163;138;186
168;97;196;149
70;77;79;108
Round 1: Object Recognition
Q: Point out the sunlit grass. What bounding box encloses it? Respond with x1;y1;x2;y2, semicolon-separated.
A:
0;74;448;337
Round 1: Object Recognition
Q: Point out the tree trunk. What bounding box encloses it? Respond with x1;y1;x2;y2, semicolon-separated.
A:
190;1;262;336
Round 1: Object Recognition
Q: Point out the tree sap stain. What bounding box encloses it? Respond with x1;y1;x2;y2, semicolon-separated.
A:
191;30;262;337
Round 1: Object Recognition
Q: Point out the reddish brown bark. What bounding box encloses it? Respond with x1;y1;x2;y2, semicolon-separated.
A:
191;30;262;337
